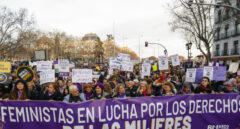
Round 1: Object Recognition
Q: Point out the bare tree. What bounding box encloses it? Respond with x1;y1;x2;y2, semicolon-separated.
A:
169;0;216;64
0;6;35;59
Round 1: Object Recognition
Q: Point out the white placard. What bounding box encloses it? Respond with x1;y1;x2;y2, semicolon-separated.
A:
228;62;239;73
120;61;133;72
58;59;70;72
72;69;93;83
109;58;121;69
69;62;75;68
40;70;55;85
37;61;53;71
141;63;151;77
203;66;214;80
171;54;180;67
35;50;46;60
118;53;131;61
158;56;169;70
186;68;197;82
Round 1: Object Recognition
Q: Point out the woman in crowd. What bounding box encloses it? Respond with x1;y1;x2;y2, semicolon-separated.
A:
136;81;152;97
103;82;113;96
63;85;86;103
26;81;38;100
41;83;63;101
195;77;213;94
112;84;127;98
178;82;193;95
94;82;110;99
57;80;66;95
63;79;72;97
125;81;137;97
160;81;175;96
10;80;28;100
82;83;94;100
222;81;237;93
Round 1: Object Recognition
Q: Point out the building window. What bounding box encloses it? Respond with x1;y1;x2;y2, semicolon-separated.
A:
223;43;228;56
217;10;221;23
216;44;220;56
234;40;239;55
225;24;230;38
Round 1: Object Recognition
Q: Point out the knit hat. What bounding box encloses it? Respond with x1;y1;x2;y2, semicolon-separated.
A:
95;82;104;89
223;81;232;86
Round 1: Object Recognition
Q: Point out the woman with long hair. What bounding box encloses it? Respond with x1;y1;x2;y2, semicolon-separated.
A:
82;83;94;100
10;80;28;100
136;81;152;97
112;84;127;99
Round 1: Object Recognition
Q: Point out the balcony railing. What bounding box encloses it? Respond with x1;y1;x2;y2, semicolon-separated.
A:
231;48;239;55
221;50;228;56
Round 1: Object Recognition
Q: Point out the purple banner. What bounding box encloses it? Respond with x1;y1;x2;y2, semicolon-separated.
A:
59;72;70;77
0;94;240;129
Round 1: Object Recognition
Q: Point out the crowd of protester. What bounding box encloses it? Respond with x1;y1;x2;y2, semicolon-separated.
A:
0;62;239;103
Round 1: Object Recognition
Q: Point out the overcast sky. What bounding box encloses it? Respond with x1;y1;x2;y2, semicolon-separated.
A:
0;0;200;59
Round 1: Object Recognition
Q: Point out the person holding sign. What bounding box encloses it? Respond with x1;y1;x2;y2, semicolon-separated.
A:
9;80;28;100
63;85;86;103
195;77;213;94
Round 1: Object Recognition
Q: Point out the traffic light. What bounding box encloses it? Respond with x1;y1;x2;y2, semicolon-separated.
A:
145;41;148;47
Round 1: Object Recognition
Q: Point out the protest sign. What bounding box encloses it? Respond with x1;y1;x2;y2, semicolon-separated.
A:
186;68;197;82
72;69;92;83
171;54;180;67
40;70;55;85
0;73;10;84
117;53;130;61
158;56;169;70
195;68;203;83
120;61;133;72
0;94;240;129
37;61;52;71
141;63;151;77
0;62;11;73
203;66;214;80
109;58;121;70
58;59;70;72
16;66;35;82
213;66;226;81
229;62;239;73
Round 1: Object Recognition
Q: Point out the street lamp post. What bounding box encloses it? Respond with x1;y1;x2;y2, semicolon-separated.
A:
186;0;240;12
185;42;192;61
145;41;168;56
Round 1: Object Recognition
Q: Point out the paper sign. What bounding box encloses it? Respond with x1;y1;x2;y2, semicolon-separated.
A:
195;68;203;83
118;53;131;61
40;70;55;85
37;61;52;71
159;56;169;70
109;58;121;69
0;73;10;84
58;59;70;72
186;68;197;82
120;61;133;72
0;62;11;73
213;66;226;81
228;62;239;73
141;63;151;77
72;69;93;83
203;67;214;80
171;54;180;67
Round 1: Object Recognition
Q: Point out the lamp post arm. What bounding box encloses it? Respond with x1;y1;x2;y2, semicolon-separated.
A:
148;43;168;55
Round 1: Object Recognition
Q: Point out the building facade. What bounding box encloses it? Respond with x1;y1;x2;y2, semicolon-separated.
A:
212;0;240;65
